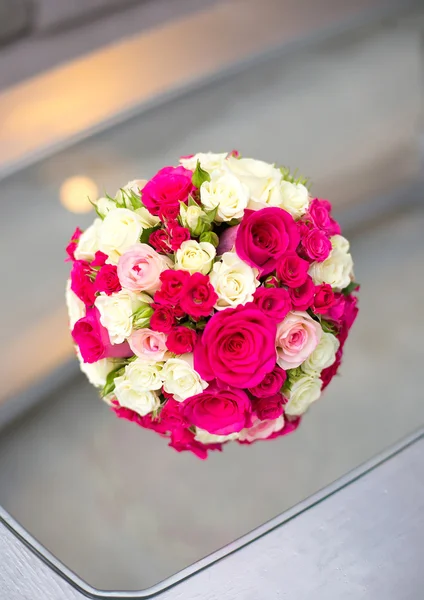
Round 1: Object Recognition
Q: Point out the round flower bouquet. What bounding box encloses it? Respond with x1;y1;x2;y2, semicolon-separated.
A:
66;152;358;459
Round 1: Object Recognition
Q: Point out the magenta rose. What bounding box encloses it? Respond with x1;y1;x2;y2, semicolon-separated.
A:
276;253;309;288
65;227;82;262
235;207;300;275
301;228;331;262
95;264;121;295
289;275;316;310
182;382;252;435
150;304;176;333
166;326;197;354
308;198;341;236
312;284;335;315
167;220;191;251
159;398;188;432
154;269;190;306
194;303;276;388
253;287;292;321
179;272;218;319
72;307;131;363
169;427;222;460
142;166;194;217
321;346;343;390
149;229;171;254
253;393;284;421
70;260;96;307
248;366;286;398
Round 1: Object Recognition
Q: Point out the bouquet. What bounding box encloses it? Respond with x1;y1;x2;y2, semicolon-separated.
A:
66;152;358;459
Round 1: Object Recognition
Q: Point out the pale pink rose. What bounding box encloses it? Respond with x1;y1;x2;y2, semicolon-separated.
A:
128;328;168;361
276;311;322;369
117;244;169;293
239;415;285;442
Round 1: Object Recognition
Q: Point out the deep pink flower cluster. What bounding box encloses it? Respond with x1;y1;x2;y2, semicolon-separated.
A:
66;153;358;459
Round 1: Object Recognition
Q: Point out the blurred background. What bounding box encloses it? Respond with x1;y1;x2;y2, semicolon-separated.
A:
0;0;423;594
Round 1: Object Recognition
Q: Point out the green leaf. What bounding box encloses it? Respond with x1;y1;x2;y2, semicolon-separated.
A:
342;281;359;296
201;205;219;224
199;231;219;247
89;197;104;219
320;320;338;335
140;224;161;244
192;160;211;188
187;195;199;207
280;166;310;189
101;365;126;397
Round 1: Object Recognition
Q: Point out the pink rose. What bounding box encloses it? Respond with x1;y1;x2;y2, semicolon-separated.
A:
217;225;239;255
95;264;122;295
72;307;131;363
179;273;218;319
238;415;285;443
313;284;335;315
308;198;341;236
276;310;322;369
70;260;96;307
194;304;276;388
235;207;300;275
117;244;169;294
128;328;168;361
150;304;176;333
142;166;194;217
65;227;82;262
253;394;284;421
248;365;286;398
301;228;331;262
166;326;197;354
276;253;309;288
154;269;190;306
253;287;292;321
289;275;316;310
181;382;252;435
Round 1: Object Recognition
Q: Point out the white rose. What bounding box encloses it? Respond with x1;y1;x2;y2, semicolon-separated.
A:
99;208;144;264
175;240;216;275
309;235;353;289
162;354;208;402
114;375;160;417
65;280;85;327
209;252;259;309
180;152;228;172
74;218;102;261
285;374;322;417
115;179;147;207
279;180;310;219
96;196;117;218
95;289;148;344
135;207;160;229
194;429;239;444
226;156;282;209
200;171;249;222
302;332;340;375
331;234;350;253
179;204;207;235
76;350;122;388
125;359;164;391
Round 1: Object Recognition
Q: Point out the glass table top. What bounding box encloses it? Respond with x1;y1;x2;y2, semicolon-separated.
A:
0;7;423;593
